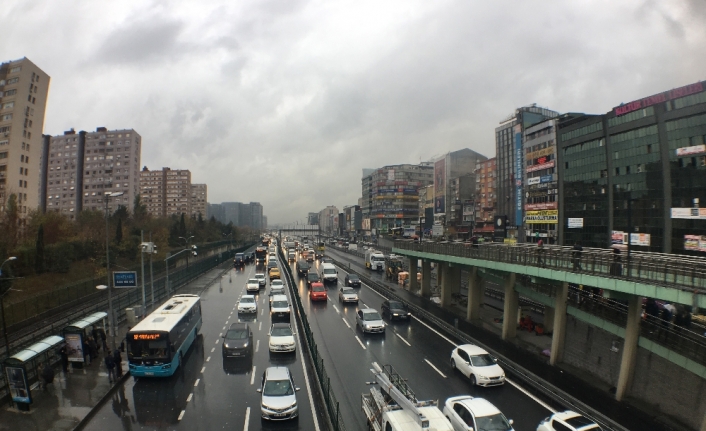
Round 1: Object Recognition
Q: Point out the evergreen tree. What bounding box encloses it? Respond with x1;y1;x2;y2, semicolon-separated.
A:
133;195;147;221
179;213;187;237
35;224;45;274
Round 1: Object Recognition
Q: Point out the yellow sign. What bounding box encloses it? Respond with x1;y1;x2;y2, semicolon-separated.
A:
503;238;517;244
526;210;558;224
526;146;555;160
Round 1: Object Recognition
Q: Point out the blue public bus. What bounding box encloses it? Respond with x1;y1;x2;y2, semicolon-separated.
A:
126;294;202;377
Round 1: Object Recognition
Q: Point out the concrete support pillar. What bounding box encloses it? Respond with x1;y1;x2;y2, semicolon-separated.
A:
549;282;568;366
543;307;555;333
501;273;518;340
409;258;418;293
421;260;432;297
466;267;482;321
440;262;452;308
616;295;642;401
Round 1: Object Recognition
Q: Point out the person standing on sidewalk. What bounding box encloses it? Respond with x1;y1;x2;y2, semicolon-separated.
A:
572;241;583;271
98;327;108;353
105;353;116;384
59;344;70;373
113;348;123;378
41;362;55;392
88;337;99;365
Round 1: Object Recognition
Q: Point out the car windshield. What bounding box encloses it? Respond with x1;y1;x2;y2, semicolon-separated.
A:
312;285;325;292
255;274;265;279
348;275;359;280
241;297;255;303
389;302;406;311
271;326;292;336
225;329;248;339
342;288;355;295
470;354;496;367
248;279;259;284
474;413;512;431
363;312;382;321
308;274;319;280
263;379;294;396
271;281;283;286
324;268;336;274
565;415;601;430
372;256;384;262
273;301;289;308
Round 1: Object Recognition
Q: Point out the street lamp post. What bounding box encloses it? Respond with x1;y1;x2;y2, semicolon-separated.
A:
103;191;124;351
165;247;197;297
179;235;194;268
0;256;18;358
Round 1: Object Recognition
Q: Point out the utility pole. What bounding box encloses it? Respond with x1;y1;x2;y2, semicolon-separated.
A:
149;232;155;310
141;230;146;312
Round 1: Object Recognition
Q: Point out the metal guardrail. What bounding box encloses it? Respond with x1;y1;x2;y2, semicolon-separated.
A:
394;240;706;293
327;254;629;431
278;246;345;431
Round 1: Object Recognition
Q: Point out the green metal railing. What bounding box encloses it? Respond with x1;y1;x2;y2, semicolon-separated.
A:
278;246;346;431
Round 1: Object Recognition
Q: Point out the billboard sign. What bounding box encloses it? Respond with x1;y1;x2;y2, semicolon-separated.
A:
567;218;584;228
525;202;558;211
526;160;555;173
676;145;706;156
494;215;508;242
525;210;558;224
614;81;704;116
5;366;31;404
434;196;445;215
434;158;446;213
514;126;523;225
671;207;706;219
113;271;138;288
527;177;540;186
432;224;444;237
685;235;706;252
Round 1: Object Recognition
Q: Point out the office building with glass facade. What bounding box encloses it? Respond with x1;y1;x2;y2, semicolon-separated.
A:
557;80;706;254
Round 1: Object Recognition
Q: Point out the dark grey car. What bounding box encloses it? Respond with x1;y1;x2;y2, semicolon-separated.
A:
222;323;253;358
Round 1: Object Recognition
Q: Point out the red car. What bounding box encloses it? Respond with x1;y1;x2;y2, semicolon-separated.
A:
309;282;327;301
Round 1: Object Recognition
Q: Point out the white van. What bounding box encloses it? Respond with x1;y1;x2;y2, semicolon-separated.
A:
320;263;338;285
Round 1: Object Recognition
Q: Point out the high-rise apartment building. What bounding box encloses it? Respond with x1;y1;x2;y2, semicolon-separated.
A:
558;80;706;254
191;184;207;218
495;105;559;233
220;201;265;229
139;167;190;217
207;203;225;223
0;57;50;216
319;205;339;235
41;127;141;217
362;163;433;233
473;158;496;240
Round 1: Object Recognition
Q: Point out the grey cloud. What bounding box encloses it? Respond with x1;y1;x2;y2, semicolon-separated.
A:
94;19;186;64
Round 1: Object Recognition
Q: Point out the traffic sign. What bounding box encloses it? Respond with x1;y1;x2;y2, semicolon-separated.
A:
113;271;138;288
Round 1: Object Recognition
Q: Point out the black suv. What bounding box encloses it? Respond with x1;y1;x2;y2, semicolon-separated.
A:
345;273;361;287
306;272;320;288
234;253;245;268
296;260;310;276
381;300;411;321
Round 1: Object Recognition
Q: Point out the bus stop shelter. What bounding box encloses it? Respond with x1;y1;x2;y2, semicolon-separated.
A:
3;335;64;410
62;311;107;368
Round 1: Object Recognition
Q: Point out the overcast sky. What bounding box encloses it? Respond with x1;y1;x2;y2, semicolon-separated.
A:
3;0;705;224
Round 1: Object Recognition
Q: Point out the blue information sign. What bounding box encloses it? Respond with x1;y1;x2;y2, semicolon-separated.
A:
113;271;138;288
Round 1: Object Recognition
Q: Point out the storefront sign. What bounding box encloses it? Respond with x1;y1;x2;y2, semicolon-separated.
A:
526;210;558;224
527;177;540;186
676;145;706;156
525;202;558;211
685;235;706;252
526;160;555;173
526;146;555;160
671;207;706;219
567;218;584;228
612;231;650;246
614;81;704;116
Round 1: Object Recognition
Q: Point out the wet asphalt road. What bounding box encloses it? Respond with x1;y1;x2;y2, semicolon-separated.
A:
83;263;318;431
294;251;554;431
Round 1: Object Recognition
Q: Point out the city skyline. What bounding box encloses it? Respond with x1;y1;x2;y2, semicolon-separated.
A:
2;1;705;223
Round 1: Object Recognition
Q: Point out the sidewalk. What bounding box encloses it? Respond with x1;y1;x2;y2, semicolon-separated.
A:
0;265;229;431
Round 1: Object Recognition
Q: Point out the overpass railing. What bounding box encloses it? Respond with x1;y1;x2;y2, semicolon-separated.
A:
394;240;706;292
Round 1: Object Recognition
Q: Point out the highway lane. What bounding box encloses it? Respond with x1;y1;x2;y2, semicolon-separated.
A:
290;252;554;431
83;262;319;431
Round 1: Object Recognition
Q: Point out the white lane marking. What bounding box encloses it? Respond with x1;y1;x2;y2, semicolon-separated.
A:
424;359;447;378
222;326;226;331
258;322;262;331
186;393;193;402
256;340;260;353
332;304;340;314
215;339;220;345
177;410;185;421
411;315;457;346
395;333;411;347
342;318;351;328
506;378;557;413
261;308;263;315
194;378;200;387
200;366;205;373
206;356;211;362
243;407;251;431
219;333;223;337
225;320;229;325
250;366;256;385
211;347;215;353
355;335;367;350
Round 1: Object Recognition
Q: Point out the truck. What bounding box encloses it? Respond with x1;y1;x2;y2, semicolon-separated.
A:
385;254;405;281
255;246;268;264
365;249;386;272
362;362;453;431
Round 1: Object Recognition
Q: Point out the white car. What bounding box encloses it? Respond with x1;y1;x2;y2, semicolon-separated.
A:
355;308;385;334
537;411;602;431
246;278;260;293
269;323;296;353
450;344;505;386
254;273;266;287
257;366;300;421
270;279;285;290
238;295;257;314
338;287;359;304
270;295;291;320
443;396;514;431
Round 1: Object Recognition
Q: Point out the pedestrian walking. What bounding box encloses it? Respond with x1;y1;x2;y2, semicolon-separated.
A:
105;353;116;384
572;241;583;271
98;327;108;353
113;348;123;378
41;362;55;392
59;344;69;373
88;337;99;365
609;248;622;276
537;240;545;267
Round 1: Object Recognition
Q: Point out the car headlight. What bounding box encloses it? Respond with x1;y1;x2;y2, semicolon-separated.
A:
393;313;399;316
365;324;371;329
